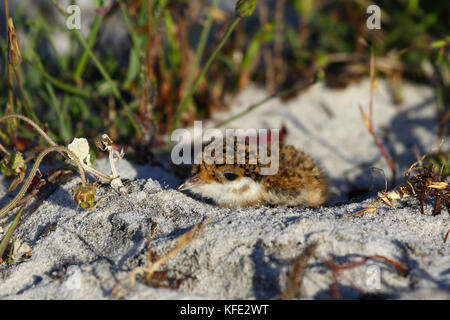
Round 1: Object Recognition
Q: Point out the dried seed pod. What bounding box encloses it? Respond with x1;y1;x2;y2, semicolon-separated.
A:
95;134;113;151
73;183;97;209
7;18;22;68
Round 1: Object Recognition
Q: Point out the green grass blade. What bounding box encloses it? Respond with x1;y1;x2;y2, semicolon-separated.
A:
171;16;242;134
49;0;142;136
0;205;25;263
73;13;103;80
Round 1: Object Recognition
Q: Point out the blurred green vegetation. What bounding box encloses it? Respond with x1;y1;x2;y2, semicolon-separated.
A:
0;0;449;161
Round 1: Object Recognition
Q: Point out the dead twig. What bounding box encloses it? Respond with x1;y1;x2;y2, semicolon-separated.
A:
352;142;449;217
359;50;396;186
280;242;318;300
321;254;408;299
113;219;211;299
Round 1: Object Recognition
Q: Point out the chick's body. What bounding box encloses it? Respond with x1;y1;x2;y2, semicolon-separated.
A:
179;139;328;208
262;144;328;207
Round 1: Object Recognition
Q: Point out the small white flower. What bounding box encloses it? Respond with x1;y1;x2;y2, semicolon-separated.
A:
68;137;91;166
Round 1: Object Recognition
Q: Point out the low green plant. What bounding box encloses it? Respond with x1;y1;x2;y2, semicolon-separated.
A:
0;0;447;159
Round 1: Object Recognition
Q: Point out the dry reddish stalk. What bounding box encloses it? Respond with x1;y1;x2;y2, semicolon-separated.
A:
177;8;190;102
369;51;375;119
280;242;318;300
359;50;396;184
274;0;286;85
321;254;408;299
137;0;155;141
144;269;193;290
146;0;154;82
359;105;396;178
444;229;450;244
331;255;407;274
11;168;74;212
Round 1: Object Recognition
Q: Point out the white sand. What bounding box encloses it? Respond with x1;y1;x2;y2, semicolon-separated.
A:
0;79;448;299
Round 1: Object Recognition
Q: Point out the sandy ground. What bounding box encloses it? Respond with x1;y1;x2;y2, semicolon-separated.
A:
0;79;448;299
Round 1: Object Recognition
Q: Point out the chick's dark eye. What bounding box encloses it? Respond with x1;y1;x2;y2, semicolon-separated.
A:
223;172;239;181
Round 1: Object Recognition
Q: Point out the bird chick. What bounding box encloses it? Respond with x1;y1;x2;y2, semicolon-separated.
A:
178;138;328;208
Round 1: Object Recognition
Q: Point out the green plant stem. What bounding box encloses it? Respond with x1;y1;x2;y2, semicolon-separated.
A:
4;0;14;111
49;0;142;136
4;0;15;138
44;82;71;142
215;76;319;128
184;0;219;95
0;205;25;262
73;13;103;80
0;145;86;218
0;113;57;146
21;54;90;98
146;0;153;81
0;114;113;184
13;67;41;125
171;16;242;133
119;0;140;47
1;46;87;123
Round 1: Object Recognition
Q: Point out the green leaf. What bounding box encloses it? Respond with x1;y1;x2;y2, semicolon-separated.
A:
430;40;446;49
0;206;25;263
241;24;274;71
122;46;141;90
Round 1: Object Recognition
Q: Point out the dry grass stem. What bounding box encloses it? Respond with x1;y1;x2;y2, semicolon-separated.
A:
321;254;408;299
113;219;211;298
280;242;318;300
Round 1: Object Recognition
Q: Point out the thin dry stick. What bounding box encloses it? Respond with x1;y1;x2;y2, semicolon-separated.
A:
3;0;13;112
369;50;375;122
119;219;210;291
0;146;86;218
274;0;286;85
0;114;57;146
360;50;396;186
351;141;445;216
138;0;154;131
0;114;112;184
327;255;407;275
144;219;210;282
14;169;73;210
321;257;365;299
146;0;153;82
321;254;408;298
280;242;318;300
360;105;396;181
0;143;9;155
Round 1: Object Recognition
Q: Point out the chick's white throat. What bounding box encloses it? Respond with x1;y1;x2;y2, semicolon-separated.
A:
188;176;264;208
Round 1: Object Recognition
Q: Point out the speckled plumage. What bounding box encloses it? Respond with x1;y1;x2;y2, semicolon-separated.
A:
178;138;328;208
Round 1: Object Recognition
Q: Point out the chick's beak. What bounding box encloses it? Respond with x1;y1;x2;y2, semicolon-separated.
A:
177;174;204;191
